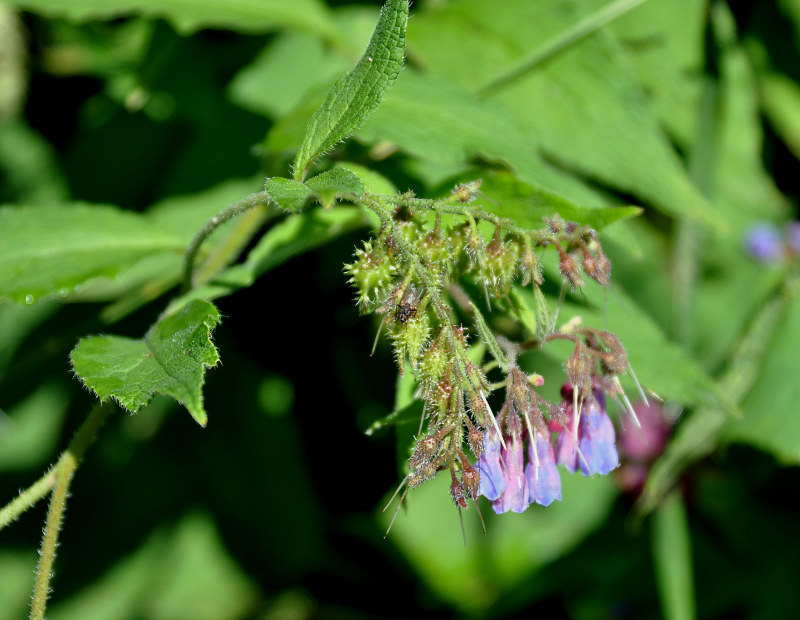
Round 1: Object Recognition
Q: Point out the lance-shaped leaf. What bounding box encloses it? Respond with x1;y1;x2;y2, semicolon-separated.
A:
71;300;221;427
293;0;408;181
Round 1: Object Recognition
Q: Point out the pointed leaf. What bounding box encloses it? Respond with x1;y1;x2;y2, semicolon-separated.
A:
293;0;408;180
71;300;221;426
0;204;183;304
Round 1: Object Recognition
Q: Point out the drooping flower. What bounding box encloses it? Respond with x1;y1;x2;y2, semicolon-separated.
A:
490;413;529;513
578;395;619;476
476;425;505;501
554;386;618;476
525;430;561;506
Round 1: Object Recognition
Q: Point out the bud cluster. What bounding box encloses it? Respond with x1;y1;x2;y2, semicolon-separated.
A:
343;182;640;525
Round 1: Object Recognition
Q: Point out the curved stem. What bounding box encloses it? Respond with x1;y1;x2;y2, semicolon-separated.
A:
182;191;272;292
29;403;111;620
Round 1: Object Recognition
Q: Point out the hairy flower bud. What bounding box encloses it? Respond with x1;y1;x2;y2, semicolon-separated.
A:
343;241;398;312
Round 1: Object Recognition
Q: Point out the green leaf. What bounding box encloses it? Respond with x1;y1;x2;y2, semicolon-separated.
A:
264;177;314;213
305;167;365;209
358;69;604;206
71;300;221;427
760;70;800;163
0;204;183;304
47;513;257;620
475;170;642;231
470;302;510;372
166;207;374;313
406;0;722;229
651;490;697;620
293;0;408;180
724;285;800;464
7;0;338;38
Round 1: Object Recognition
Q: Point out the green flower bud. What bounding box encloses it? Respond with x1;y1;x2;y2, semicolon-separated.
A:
343;241;398;313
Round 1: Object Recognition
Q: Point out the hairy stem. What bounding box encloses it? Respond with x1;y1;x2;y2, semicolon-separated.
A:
29;403;111;620
0;470;56;531
182;190;272;292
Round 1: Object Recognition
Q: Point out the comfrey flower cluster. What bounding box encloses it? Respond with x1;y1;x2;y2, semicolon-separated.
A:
344;180;640;528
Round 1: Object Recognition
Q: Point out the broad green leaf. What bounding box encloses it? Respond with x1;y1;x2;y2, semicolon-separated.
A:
7;0;338;38
359;69;605;206
264;177;314;213
293;0;408;180
406;0;721;228
474;170;641;231
0;204;183;304
305;167;365;209
71;300;221;426
652;490;696;620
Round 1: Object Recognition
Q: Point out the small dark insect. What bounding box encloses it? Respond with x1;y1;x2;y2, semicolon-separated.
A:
396;285;422;323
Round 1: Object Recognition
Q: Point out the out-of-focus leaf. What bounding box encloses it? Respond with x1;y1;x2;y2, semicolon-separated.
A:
725;286;800;464
652;490;696;620
359;69;604;206
609;0;705;148
0;383;68;471
641;278;787;513
167;207;374;313
305;167;365;208
0;551;34;620
708;4;788;223
475;170;641;231
0;204;183;304
760;71;800;163
7;0;338;38
407;0;721;229
47;513;257;620
293;0;408;180
383;468;617;612
0;120;69;204
71;300;220;427
264;177;314;213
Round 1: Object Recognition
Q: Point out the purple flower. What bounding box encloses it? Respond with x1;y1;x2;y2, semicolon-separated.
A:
525;431;561;506
554;413;580;473
476;426;505;501
617;401;670;463
578;398;619;476
554;391;619;476
491;415;529;513
745;224;783;262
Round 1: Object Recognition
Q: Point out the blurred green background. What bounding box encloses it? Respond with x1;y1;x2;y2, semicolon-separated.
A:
2;0;800;618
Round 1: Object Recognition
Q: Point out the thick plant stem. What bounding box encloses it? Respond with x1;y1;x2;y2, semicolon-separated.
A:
29;403;111;620
182;191;272;292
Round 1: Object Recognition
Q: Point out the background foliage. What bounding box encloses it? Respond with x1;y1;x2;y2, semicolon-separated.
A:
1;0;799;618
